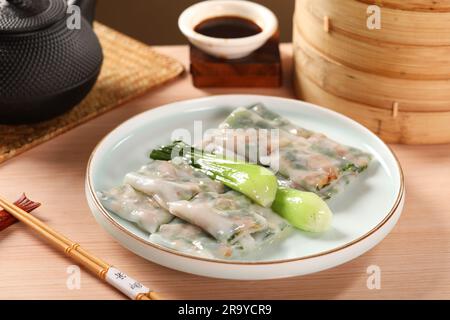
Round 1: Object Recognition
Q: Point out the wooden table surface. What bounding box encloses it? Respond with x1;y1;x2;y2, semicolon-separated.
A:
1;44;449;300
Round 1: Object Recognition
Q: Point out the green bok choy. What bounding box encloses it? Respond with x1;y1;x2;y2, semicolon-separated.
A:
150;141;278;207
272;188;332;232
150;141;333;232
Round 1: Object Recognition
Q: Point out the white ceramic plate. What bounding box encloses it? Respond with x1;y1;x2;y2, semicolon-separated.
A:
86;95;404;280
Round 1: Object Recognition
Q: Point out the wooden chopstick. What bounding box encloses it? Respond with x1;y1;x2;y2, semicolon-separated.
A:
0;195;160;300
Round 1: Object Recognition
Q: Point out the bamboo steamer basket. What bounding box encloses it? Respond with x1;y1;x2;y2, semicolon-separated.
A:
294;32;450;112
293;0;450;144
295;0;450;80
294;72;450;144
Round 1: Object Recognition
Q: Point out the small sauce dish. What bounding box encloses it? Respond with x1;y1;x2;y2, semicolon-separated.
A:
178;0;278;59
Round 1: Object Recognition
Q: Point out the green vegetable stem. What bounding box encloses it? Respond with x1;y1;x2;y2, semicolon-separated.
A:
150;141;278;208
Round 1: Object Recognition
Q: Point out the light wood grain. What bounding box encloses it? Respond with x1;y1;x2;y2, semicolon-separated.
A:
0;45;449;300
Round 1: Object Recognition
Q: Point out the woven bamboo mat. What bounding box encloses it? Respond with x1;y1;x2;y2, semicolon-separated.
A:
0;23;184;164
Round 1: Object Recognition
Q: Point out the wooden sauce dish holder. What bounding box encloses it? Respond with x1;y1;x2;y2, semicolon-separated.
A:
190;33;282;88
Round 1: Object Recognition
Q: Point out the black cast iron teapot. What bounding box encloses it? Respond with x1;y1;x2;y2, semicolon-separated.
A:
0;0;103;124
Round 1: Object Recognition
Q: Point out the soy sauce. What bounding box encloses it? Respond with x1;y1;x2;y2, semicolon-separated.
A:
194;16;262;39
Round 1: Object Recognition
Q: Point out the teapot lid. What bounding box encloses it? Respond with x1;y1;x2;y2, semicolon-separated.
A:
0;0;67;34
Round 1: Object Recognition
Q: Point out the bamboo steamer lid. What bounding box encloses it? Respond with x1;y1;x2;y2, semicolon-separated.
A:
297;0;450;46
295;0;450;79
358;0;450;11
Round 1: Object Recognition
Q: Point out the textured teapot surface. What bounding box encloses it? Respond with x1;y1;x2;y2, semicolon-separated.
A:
0;0;67;33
